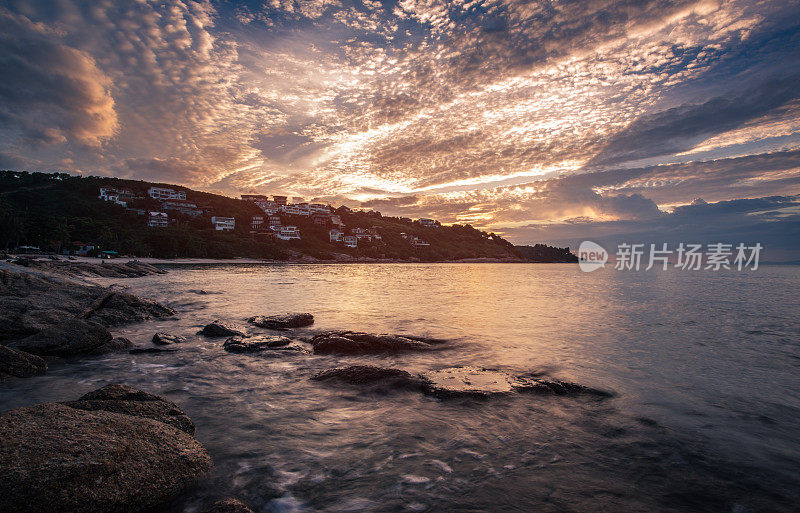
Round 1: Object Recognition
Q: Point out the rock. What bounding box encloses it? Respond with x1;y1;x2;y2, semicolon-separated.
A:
248;313;314;329
129;347;177;354
85;292;175;327
223;335;309;353
8;318;112;357
419;366;613;399
312;365;422;389
89;336;134;355
202;498;255;513
152;332;186;345
200;320;247;337
0;345;47;378
420;367;520;398
0;401;211;513
63;383;196;435
310;331;447;354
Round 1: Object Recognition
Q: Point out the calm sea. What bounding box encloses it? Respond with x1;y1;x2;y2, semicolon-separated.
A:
2;263;799;512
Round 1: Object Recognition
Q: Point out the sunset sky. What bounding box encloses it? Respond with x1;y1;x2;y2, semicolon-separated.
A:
1;0;799;255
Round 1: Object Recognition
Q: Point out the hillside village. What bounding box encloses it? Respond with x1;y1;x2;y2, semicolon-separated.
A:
96;185;439;252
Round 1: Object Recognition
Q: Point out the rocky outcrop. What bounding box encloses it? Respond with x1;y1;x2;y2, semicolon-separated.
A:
152;332;186;345
223;335;309;354
248;313;314;329
312;365;422;389
0;345;47;378
200;320;247;337
129;347;177;354
312;365;611;400
62;383;196;435
0;268;174;344
89;336;134;355
0;386;211;513
202;498;255;513
8;318;112;357
9;259;167;278
309;331;447;354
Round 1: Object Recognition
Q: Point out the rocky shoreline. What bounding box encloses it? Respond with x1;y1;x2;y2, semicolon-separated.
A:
0;259;611;513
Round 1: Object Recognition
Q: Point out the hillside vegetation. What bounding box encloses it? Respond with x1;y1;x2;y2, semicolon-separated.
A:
0;171;548;261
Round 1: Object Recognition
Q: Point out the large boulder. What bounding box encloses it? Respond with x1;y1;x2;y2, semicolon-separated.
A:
200;320;247;337
0;392;211;513
152;332;186;345
202;498;255;513
0;345;47;378
248;313;314;329
223;335;309;354
62;383;196;435
8;318;112;357
310;331;447;354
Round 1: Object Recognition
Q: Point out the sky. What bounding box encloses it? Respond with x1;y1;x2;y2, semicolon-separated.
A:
1;0;799;257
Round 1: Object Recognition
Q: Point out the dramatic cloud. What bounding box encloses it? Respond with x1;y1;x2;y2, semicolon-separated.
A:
1;0;799;256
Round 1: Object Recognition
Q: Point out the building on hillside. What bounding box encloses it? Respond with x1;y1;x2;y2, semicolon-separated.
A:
399;217;411;223
368;227;382;240
211;216;235;231
161;200;201;216
312;215;329;227
276;226;300;240
148;211;168;228
329;229;343;242
268;215;281;226
255;200;279;214
329;215;345;228
148;187;186;201
343;235;357;248
418;218;439;227
272;195;288;205
351;227;372;241
309;203;330;214
241;194;269;202
280;204;301;215
411;237;430;246
251;216;264;231
125;208;146;216
99;186;139;206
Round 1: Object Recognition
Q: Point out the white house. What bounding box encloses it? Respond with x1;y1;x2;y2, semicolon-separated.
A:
148;211;168;228
329;229;343;242
148;187;186;201
280;204;302;215
276;226;301;240
211;216;235;231
251;216;264;231
99;186;137;206
343;235;357;248
309;203;330;214
351;227;372;241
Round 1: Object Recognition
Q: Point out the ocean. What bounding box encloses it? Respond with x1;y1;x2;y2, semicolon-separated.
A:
2;263;799;512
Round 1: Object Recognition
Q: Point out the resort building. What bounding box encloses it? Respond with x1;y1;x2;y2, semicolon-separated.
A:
161;200;201;216
272;195;288;205
276;226;301;240
251;216;264;231
268;215;281;226
309;203;331;214
343;235;357;248
211;216;235;231
148;187;186;201
148;211;168;228
329;229;343;242
241;194;270;202
351;227;372;241
99;187;138;206
418;218;438;227
330;215;345;228
312;215;330;227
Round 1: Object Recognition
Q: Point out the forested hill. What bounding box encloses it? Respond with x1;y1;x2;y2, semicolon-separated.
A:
0;170;546;261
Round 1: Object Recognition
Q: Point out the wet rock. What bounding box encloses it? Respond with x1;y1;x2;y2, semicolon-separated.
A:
313;365;422;389
420;367;520;398
200;320;247;337
202;498;255;513
0;393;211;513
85;292;175;327
310;331;447;354
129;347;177;354
223;335;309;353
152;332;186;345
248;313;314;329
89;336;134;355
8;318;112;357
63;383;196;435
0;345;47;378
515;376;613;397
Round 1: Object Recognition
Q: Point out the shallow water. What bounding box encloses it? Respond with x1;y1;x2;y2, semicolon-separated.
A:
2;263;799;512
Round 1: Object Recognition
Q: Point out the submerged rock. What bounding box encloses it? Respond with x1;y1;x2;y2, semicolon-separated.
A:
223;335;309;354
8;318;112;357
312;365;422;389
89;336;134;355
63;383;196;435
248;313;314;329
202;498;255;513
200;320;247;337
310;331;447;354
152;332;186;345
0;386;211;513
0;345;47;378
